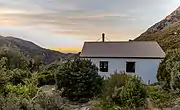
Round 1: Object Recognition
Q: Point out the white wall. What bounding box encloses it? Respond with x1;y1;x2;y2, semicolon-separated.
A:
86;58;162;84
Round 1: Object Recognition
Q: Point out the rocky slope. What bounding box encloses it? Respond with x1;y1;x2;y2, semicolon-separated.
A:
0;35;74;64
135;6;180;51
136;6;180;37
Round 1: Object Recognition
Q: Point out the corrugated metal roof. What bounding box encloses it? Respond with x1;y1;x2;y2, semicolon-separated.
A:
80;41;165;58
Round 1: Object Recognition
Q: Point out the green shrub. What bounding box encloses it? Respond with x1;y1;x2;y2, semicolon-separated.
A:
4;74;38;98
0;93;40;110
169;62;180;90
102;73;130;102
157;59;170;83
0;68;31;86
0;48;29;70
157;49;180;90
36;61;61;87
0;91;65;110
98;99;117;110
118;76;147;108
5;84;31;98
0;94;25;110
0;68;10;86
34;91;65;110
4;83;37;98
0;57;8;68
101;75;147;109
148;86;174;108
55;58;103;101
9;69;31;85
23;76;38;98
0;58;10;86
42;61;61;73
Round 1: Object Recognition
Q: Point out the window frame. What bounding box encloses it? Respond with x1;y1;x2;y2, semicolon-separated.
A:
99;61;109;72
126;62;136;73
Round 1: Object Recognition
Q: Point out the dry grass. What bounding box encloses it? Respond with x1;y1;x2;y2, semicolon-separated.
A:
147;98;160;110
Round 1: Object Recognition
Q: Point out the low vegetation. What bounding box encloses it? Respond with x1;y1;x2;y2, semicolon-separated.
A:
1;47;180;110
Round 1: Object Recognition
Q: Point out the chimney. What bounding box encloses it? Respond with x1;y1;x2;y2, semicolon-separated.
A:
102;33;105;42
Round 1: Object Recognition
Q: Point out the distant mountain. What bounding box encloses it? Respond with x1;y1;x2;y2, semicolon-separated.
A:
135;6;180;51
0;35;74;64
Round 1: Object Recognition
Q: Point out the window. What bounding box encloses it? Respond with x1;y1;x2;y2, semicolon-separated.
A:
100;61;108;72
126;62;135;73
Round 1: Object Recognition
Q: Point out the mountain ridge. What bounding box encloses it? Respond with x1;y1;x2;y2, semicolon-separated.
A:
0;35;74;64
135;6;180;51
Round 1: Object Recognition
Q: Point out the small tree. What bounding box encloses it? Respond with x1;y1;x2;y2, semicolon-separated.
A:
55;58;103;101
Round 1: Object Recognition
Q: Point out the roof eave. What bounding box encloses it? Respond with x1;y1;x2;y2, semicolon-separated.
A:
80;56;165;59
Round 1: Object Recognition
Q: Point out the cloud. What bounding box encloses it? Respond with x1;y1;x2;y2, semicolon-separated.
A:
0;9;137;40
0;0;179;52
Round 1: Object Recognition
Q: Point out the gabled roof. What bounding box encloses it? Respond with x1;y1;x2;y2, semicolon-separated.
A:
80;41;165;59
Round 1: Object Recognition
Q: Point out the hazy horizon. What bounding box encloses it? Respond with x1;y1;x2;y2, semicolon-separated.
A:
0;0;179;53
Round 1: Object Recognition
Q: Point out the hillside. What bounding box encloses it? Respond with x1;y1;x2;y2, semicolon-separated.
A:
0;35;74;64
135;6;180;51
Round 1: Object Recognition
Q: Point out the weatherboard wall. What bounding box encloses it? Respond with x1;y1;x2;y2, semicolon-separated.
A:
86;58;162;84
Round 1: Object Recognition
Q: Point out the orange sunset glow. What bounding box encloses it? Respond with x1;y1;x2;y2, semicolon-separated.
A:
51;47;82;53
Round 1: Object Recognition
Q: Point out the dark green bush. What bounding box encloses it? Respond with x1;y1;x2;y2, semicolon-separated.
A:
36;61;61;87
42;61;61;73
55;58;103;101
37;72;55;87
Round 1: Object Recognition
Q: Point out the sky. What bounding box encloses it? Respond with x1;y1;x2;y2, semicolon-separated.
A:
0;0;179;53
